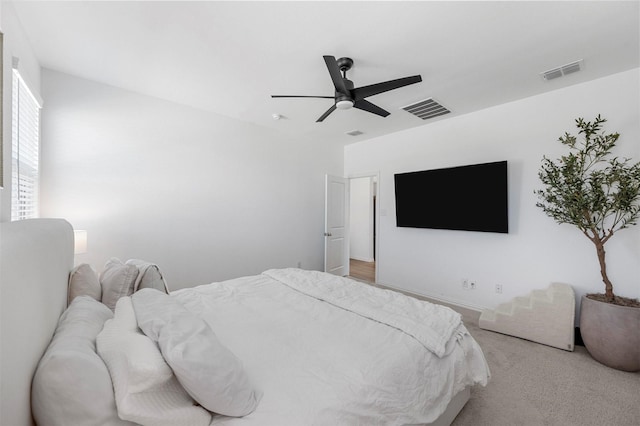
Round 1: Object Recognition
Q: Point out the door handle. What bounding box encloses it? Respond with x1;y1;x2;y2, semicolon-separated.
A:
324;232;332;237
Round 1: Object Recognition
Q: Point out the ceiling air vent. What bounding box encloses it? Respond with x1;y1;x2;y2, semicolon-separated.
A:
402;98;450;120
541;60;583;81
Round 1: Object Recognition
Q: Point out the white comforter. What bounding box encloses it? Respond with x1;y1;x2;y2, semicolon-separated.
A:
170;269;490;426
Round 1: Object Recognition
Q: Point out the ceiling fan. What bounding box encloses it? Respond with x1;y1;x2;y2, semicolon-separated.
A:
271;55;422;122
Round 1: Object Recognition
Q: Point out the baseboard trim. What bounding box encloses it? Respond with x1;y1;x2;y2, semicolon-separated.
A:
376;282;485;313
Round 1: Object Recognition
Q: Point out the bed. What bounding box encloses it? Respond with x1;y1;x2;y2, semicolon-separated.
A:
0;218;490;426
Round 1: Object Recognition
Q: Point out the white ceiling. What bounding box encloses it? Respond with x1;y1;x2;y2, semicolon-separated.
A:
10;1;640;144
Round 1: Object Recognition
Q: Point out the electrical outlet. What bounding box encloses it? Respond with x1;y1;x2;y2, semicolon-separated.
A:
470;281;477;290
462;279;469;290
495;284;503;294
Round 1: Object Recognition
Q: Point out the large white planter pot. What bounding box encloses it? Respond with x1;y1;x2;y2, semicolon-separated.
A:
579;295;640;372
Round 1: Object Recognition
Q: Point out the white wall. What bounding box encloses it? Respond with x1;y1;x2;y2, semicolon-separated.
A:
40;70;343;289
349;176;373;262
345;69;640;315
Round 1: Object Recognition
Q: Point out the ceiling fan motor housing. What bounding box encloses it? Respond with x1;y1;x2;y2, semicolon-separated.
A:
336;77;354;96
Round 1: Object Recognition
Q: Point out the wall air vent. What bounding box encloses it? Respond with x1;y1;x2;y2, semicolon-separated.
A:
345;130;364;137
401;98;450;120
541;60;583;81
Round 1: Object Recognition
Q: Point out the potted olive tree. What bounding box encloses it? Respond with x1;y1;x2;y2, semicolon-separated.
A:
536;115;640;372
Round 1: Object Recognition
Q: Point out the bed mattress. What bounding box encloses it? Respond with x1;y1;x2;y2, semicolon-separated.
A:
171;268;490;425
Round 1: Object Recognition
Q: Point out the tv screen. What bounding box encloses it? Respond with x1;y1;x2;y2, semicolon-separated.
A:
394;160;508;233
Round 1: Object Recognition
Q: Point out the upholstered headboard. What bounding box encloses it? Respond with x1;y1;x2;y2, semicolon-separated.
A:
0;219;74;425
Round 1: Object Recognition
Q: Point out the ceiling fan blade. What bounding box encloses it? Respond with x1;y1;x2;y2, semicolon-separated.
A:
316;104;337;122
353;75;422;100
323;55;349;95
271;95;334;99
354;99;390;118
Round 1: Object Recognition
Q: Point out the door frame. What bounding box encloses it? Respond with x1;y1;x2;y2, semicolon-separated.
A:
348;171;380;284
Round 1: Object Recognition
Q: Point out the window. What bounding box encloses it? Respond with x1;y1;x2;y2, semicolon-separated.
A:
11;69;41;221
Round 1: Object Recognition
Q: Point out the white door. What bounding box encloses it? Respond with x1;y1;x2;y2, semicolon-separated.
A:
324;175;349;276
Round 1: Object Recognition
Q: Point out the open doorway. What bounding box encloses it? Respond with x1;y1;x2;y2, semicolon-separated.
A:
349;175;378;283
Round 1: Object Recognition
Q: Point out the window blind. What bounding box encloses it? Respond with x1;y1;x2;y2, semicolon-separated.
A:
11;70;41;221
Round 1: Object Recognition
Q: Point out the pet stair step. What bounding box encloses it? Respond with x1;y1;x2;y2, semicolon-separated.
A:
479;282;575;351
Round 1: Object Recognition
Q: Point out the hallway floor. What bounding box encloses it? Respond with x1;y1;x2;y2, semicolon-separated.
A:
349;259;375;283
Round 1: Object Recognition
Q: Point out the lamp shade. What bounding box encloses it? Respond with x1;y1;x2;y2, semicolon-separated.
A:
74;230;88;254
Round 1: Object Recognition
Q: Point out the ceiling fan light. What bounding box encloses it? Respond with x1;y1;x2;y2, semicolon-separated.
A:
336;99;354;110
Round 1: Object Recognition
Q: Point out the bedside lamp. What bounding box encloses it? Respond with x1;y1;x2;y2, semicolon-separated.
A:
74;230;88;255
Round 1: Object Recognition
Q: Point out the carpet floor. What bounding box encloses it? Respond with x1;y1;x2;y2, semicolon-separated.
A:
449;304;640;426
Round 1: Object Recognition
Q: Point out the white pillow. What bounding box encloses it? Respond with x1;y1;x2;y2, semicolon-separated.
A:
32;296;134;426
68;263;102;304
132;289;262;417
100;258;139;310
97;297;211;426
126;259;169;293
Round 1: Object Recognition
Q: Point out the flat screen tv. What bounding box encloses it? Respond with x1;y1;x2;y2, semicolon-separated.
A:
394;160;508;233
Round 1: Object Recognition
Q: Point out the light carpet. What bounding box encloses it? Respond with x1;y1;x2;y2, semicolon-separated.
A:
449;304;640;426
